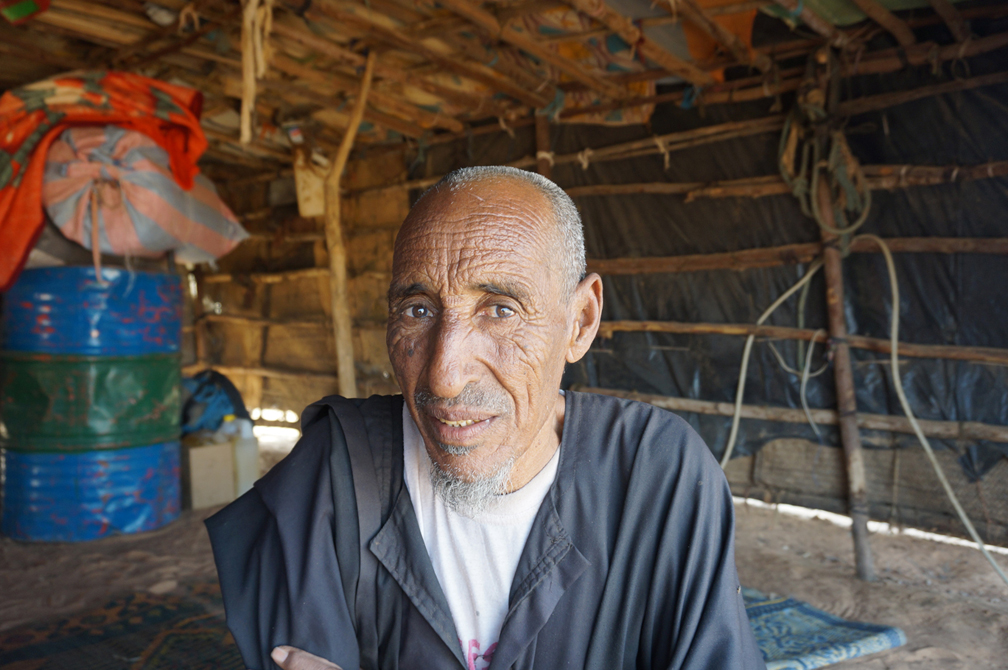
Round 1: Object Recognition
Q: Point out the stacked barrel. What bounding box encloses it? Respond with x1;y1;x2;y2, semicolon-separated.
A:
0;267;182;541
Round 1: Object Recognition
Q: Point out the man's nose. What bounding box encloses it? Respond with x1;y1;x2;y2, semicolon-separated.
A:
426;314;479;399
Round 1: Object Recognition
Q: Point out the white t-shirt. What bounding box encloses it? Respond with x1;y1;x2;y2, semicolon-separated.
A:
402;405;560;669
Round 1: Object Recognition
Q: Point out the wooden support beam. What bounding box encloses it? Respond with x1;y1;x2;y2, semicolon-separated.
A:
596;320;1008;367
928;0;970;42
580;387;1008;444
535;113;553;181
563;0;714;86
817;173;875;581
183;362;339;383
323;51;376;399
586;236;1008;275
302;1;551;108
436;0;627;99
849;0;916;46
673;0;773;71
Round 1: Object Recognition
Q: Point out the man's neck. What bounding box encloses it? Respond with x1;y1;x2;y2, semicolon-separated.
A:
504;391;565;493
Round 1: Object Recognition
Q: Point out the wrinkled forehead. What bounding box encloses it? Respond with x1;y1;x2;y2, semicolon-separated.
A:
392;179;556;287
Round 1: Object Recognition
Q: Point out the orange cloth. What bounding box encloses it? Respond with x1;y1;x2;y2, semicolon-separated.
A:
679;0;759;83
0;72;205;291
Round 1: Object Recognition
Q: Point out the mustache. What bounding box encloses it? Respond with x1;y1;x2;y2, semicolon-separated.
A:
414;384;511;416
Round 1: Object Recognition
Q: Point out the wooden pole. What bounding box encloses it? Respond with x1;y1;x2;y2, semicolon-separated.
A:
818;175;876;581
578;387;1008;444
595;319;1008;366
535;113;552;181
325;51;376;399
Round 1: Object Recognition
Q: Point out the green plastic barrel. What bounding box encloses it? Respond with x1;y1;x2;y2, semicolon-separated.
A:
0;352;181;452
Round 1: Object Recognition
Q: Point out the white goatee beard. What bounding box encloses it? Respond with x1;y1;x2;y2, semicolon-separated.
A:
428;454;514;517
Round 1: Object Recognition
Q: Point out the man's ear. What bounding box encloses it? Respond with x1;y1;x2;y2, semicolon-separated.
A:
566;273;603;363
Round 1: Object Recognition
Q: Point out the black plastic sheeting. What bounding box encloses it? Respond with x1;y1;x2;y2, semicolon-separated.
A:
417;41;1008;482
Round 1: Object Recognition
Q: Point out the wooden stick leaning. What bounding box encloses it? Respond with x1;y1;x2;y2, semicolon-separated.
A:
325;51;377;399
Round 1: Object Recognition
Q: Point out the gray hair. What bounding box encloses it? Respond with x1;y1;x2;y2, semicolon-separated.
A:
417;165;586;296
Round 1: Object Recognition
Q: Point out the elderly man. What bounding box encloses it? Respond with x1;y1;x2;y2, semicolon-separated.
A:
207;166;764;670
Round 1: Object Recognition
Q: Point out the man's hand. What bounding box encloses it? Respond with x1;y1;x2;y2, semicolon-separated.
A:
271;646;343;670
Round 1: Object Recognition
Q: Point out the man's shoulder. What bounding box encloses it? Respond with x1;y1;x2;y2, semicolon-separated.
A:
570;390;709;455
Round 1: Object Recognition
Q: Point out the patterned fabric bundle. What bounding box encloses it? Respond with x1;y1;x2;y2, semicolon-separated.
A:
0;71;207;291
42;125;247;264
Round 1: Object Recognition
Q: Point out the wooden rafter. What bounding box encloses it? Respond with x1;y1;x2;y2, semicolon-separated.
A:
849;0;915;46
563;0;714;87
435;0;627;99
295;0;552;108
271;20;494;115
928;0;970;42
271;52;464;133
772;0;851;49
671;0;772;72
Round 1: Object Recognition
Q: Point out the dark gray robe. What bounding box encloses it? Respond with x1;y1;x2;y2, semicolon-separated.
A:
206;390;765;670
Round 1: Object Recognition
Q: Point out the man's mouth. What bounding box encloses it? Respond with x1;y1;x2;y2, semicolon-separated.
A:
438;418;478;427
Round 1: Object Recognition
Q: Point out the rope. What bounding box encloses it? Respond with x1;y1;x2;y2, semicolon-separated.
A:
857;234;1008;588
577;147;594;171
720;260;824;468
177;2;199;34
498;116;516;139
240;0;273;144
800;329;828;443
779;51;872;242
536;150;555;167
653;135;670;170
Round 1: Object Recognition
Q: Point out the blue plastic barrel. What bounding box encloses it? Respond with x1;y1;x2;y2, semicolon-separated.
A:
1;267;182;355
0;441;181;542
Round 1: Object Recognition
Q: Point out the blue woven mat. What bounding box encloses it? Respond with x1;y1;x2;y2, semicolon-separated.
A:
744;588;906;670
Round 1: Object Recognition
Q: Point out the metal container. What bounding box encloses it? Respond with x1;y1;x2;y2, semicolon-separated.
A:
1;441;180;542
1;267;181;356
0;352;181;451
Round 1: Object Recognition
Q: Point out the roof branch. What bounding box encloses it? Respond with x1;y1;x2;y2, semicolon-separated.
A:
848;0;916;46
671;0;772;72
928;0;970;42
563;0;714;87
435;0;628;99
300;0;551;107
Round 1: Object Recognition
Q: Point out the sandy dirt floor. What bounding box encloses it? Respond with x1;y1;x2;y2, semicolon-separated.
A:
734;500;1008;669
2;472;1007;668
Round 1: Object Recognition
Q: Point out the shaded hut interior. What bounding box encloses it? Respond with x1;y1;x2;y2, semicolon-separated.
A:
2;0;1008;666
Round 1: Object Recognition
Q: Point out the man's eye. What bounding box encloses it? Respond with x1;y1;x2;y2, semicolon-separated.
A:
491;305;515;318
405;305;431;318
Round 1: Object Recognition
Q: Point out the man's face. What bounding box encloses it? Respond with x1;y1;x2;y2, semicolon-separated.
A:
387;178;574;486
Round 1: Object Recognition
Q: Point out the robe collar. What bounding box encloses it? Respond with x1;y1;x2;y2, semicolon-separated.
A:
369;391;590;669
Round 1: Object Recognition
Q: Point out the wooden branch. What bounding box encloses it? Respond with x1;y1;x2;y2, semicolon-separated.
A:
586;237;1008;275
837;70;1008;116
563;0;714;86
202;267;330;284
566;159;1008;200
772;0;850;49
581;388;1008;444
928;0;970;42
437;0;626;99
271;53;462;133
323;50;377;399
849;0;915;46
300;0;551;108
258;77;425;139
183;362;339;382
596;320;1008;366
673;0;772;72
271;21;491;115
